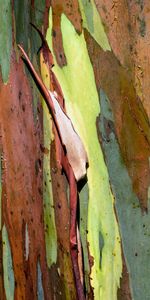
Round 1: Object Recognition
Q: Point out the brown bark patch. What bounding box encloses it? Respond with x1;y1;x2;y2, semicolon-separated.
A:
117;255;132;300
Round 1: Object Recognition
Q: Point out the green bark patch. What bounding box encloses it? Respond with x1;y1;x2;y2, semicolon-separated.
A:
33;0;46;29
138;17;146;37
37;261;44;300
14;0;46;121
98;89;150;300
40;54;76;299
2;225;15;300
14;0;30;52
43;101;57;267
79;182;92;296
46;10;122;299
14;0;45;58
78;0;111;51
0;0;12;82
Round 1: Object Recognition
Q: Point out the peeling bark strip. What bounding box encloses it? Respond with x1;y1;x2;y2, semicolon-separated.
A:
50;91;88;181
18;45;88;181
18;31;88;299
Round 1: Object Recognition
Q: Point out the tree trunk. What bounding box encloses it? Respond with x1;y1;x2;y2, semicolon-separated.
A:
0;1;149;300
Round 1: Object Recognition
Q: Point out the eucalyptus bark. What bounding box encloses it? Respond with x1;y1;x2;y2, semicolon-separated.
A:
0;1;149;300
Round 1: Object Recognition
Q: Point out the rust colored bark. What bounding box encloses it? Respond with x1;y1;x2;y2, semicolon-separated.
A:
0;53;52;299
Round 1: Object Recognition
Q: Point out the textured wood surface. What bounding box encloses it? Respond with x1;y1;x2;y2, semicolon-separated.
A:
0;1;150;299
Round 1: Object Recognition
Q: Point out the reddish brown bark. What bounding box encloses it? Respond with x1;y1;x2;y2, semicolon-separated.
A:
0;53;52;299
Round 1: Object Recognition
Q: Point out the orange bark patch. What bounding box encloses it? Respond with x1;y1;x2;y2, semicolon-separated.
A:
95;0;150;120
94;0;132;68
